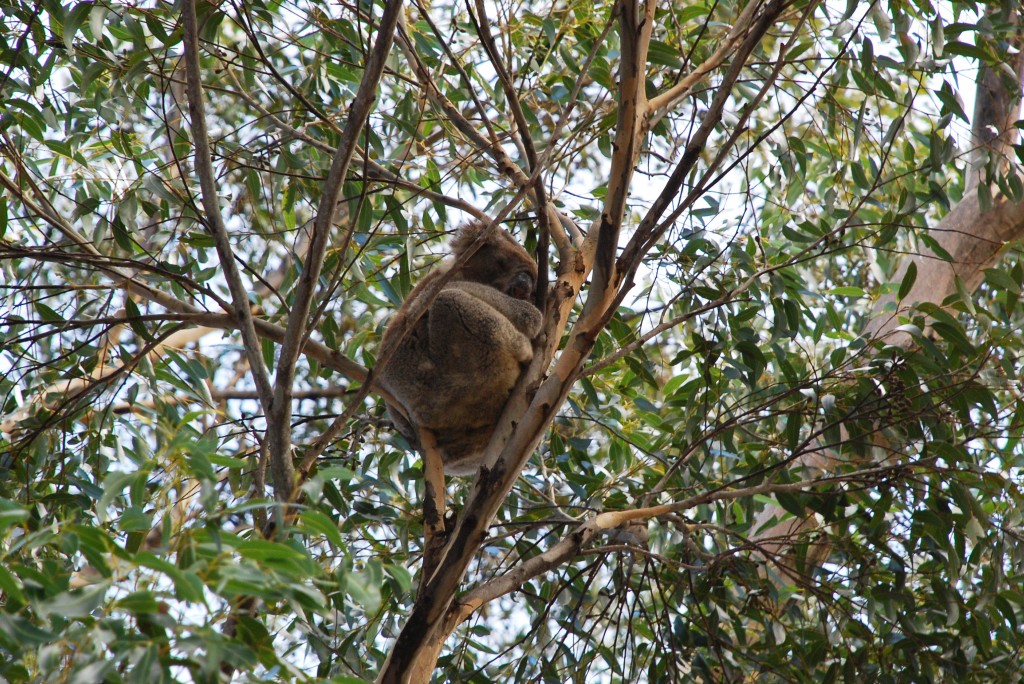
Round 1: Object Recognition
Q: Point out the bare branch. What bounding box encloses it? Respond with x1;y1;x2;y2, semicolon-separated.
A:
181;0;275;416
646;0;762;123
265;0;405;501
455;459;925;624
619;0;790;277
864;190;1024;344
418;427;448;593
580;0;657;318
221;66;488;219
865;14;1024;344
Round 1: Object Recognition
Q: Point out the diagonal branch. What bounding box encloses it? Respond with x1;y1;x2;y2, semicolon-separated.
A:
455;458;926;625
580;0;657;318
264;0;405;502
467;0;558;303
646;0;762;123
619;0;790;278
222;64;489;219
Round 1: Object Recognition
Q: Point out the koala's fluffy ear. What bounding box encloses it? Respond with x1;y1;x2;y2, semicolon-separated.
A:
449;221;488;254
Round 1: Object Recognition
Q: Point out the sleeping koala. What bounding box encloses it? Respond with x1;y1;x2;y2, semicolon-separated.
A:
377;222;543;475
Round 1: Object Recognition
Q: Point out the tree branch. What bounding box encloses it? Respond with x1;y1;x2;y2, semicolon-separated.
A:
454;458;928;624
418;427;448;594
265;0;404;502
646;0;761;123
0;167;212;319
181;0;275;418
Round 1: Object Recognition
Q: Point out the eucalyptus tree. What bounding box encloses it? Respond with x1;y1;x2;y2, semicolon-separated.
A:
1;0;1023;682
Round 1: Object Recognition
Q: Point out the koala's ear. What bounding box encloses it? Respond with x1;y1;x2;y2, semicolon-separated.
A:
450;222;487;254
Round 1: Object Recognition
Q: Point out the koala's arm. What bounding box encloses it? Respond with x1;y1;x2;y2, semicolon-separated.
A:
442;281;543;338
427;283;542;364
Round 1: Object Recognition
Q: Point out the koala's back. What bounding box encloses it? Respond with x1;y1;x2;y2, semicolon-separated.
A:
378;285;532;475
378;222;542;476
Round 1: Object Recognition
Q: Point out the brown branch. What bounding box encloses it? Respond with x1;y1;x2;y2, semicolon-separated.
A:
618;0;790;276
968;5;1024;186
465;0;560;306
646;0;761;122
453;459;923;625
534;15;615;260
221;66;488;220
580;0;656;318
0;167;212;319
413;0;502;149
265;0;405;502
181;0;275;418
418;427;448;593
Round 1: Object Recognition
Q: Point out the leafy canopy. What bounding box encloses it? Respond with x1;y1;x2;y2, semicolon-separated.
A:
1;0;1023;682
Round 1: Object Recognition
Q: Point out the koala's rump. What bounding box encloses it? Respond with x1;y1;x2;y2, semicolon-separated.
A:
410;348;521;437
382;327;523;472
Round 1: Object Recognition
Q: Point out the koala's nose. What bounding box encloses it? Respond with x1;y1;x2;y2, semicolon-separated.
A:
507;272;534;300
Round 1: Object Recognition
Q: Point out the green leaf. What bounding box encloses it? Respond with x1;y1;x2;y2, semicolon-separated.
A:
300;510;344;548
37;585;109;619
115;591;161;614
236;539;315;576
935;81;969;122
63;2;93;52
647;40;681;68
954;274;975;315
385;563;413;594
984;267;1020;294
0;565;27;607
117;506;152;533
898;261;917;300
931;321;975;354
827;286;866;298
0;615;55;646
35;302;64;323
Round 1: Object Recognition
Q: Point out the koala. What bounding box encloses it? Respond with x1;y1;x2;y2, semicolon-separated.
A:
377;222;543;476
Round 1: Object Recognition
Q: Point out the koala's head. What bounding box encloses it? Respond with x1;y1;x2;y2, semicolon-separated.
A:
450;221;538;301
